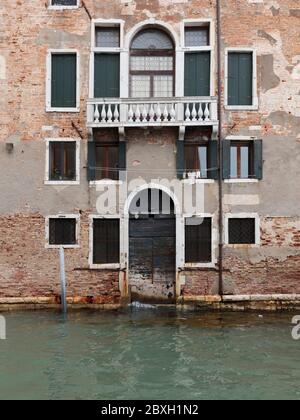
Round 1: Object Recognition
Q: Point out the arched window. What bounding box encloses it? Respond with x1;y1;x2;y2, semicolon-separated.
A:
130;28;175;98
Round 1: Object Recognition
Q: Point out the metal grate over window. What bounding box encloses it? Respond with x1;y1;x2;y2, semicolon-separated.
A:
93;219;120;264
185;27;210;47
95;28;120;48
49;218;77;246
185;218;212;263
228;218;256;245
51;0;77;6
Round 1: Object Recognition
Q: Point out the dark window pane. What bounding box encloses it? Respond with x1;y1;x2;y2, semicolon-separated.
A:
49;142;76;181
229;218;256;244
49;218;76;245
51;0;77;5
51;54;76;108
95;28;120;48
93;219;120;264
185;218;212;263
185;144;208;179
185;27;210;47
230;142;253;179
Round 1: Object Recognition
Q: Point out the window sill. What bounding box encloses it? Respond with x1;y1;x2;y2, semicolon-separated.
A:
46;107;80;113
45;180;80;186
224;179;259;184
89;180;123;186
48;6;79;11
183;179;215;184
224;244;260;249
45;244;80;249
184;262;217;269
89;263;121;270
225;105;259;112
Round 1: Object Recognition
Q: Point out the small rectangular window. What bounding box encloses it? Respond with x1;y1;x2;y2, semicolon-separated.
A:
49;141;77;181
95;28;120;48
228;218;256;245
49;218;77;246
185;218;212;263
93;219;120;264
51;0;77;6
185;26;210;47
230;141;253;179
228;52;253;106
51;53;77;108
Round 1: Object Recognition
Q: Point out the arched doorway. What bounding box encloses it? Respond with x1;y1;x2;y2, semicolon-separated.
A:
128;188;176;303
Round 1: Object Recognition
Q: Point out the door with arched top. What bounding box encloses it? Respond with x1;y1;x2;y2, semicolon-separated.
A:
129;189;176;303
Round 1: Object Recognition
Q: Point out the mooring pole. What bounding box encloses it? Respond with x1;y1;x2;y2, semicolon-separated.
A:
59;246;67;314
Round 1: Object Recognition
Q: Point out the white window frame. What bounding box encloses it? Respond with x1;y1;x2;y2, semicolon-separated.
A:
46;49;80;112
45;214;80;249
224;48;258;111
181;19;215;97
183;213;217;268
89;215;122;269
45;138;80;185
48;0;80;10
224;213;260;247
89;20;124;99
224;135;259;183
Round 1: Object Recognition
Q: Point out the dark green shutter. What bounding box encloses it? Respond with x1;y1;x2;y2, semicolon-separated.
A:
87;141;96;181
51;54;77;108
184;52;211;96
228;53;252;106
119;141;126;181
208;141;218;180
94;54;120;98
254;140;263;180
222;140;231;179
177;140;185;179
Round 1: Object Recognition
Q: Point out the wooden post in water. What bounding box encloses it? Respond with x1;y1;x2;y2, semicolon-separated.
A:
59;247;67;314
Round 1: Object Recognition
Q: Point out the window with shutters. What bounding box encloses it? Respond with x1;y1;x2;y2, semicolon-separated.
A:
184;143;209;179
46;50;79;112
49;0;79;8
225;49;258;109
93;24;121;98
92;218;120;265
185;217;212;264
222;139;263;181
88;138;124;182
130;29;175;98
183;23;211;97
46;216;79;248
45;139;80;184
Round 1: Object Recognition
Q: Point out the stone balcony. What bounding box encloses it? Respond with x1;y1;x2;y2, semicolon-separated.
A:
87;97;218;128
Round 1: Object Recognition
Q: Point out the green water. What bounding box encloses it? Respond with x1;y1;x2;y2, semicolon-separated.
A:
0;308;299;400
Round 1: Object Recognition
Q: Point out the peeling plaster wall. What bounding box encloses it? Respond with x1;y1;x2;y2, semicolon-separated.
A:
0;0;299;301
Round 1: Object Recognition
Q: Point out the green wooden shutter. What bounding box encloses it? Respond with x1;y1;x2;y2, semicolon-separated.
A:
222;140;231;179
119;141;126;181
254;140;263;180
184;52;211;97
177;140;185;179
208;141;218;180
228;52;252;106
51;54;77;108
87;141;96;181
94;54;120;98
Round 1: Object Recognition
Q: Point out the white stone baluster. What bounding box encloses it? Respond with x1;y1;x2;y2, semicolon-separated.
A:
170;104;176;122
113;105;119;122
135;105;141;122
198;103;204;121
142;104;148;122
185;103;191;122
107;104;113;123
101;105;107;123
191;103;197;122
204;103;210;121
94;105;100;123
156;104;162;122
128;105;134;123
163;105;169;122
149;104;155;122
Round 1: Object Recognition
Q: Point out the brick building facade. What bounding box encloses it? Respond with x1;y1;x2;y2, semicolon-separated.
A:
0;0;299;309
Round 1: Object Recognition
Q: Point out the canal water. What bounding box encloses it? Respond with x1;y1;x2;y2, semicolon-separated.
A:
0;308;299;400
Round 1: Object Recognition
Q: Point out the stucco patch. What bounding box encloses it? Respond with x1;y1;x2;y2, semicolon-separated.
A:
260;54;280;92
0;55;6;80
